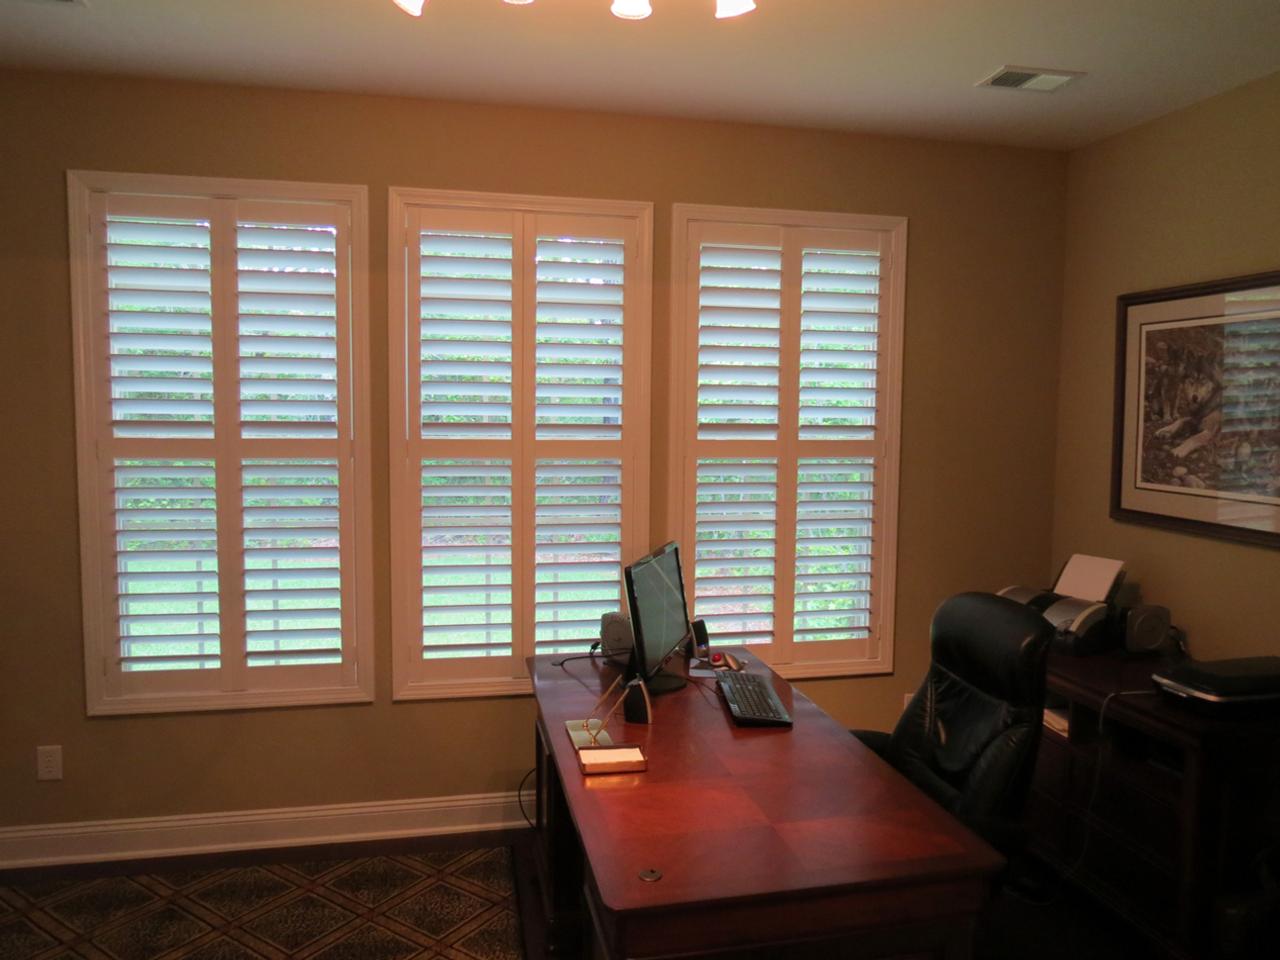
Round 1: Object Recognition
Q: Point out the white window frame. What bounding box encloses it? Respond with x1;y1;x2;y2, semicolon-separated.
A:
389;188;653;700
668;204;906;681
69;170;374;715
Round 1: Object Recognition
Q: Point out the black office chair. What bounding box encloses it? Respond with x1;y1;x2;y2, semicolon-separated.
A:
854;591;1053;853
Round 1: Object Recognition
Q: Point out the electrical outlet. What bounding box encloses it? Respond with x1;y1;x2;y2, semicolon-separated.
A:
903;692;913;710
36;745;62;781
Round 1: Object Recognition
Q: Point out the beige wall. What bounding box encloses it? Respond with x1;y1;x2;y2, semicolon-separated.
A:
1054;70;1280;659
0;68;1065;828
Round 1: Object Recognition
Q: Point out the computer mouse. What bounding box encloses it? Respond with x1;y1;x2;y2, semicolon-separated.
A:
710;651;743;671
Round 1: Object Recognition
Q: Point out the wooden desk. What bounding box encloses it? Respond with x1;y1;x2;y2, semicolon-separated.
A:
529;651;1003;959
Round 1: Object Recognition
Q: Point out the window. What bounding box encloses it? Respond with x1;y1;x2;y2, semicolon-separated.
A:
389;189;652;698
69;172;372;714
670;205;906;679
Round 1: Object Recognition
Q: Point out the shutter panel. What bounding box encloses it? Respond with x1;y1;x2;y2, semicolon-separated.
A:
420;231;514;439
106;216;214;438
697;245;781;440
799;248;880;440
693;459;777;644
793;459;874;643
535;460;623;654
238;223;340;438
114;459;220;671
420;460;514;659
535;237;625;439
242;460;343;666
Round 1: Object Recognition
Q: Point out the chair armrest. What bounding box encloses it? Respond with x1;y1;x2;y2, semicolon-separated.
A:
851;729;892;757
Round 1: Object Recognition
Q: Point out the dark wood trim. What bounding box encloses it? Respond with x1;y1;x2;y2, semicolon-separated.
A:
1110;268;1280;550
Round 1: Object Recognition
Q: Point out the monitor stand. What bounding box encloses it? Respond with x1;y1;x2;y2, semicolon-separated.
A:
647;667;687;694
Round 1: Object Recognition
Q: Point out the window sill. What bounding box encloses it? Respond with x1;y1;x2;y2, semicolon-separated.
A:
393;676;534;702
87;686;374;717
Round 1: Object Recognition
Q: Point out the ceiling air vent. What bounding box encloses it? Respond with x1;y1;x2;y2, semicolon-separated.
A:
978;66;1083;92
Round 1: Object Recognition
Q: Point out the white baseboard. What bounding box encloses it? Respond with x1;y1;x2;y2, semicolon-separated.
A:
0;792;526;870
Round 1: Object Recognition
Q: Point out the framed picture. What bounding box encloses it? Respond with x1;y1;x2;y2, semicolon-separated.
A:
1112;270;1280;548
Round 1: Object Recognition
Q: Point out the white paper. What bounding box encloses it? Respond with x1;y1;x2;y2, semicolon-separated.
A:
1053;554;1124;602
581;747;644;766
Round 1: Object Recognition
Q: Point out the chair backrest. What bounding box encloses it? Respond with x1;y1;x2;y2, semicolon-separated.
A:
886;591;1053;850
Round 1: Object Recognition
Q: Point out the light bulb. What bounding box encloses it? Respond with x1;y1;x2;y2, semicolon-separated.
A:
715;0;756;18
504;0;536;4
392;0;426;16
611;0;653;20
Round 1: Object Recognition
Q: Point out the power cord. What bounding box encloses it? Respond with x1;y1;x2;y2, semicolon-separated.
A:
552;642;602;668
516;767;535;829
1009;689;1158;906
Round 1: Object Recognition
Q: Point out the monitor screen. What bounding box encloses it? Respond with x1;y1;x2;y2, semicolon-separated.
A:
624;542;690;693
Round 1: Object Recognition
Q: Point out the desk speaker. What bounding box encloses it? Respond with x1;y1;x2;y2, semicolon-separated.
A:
600;612;634;658
1124;604;1172;654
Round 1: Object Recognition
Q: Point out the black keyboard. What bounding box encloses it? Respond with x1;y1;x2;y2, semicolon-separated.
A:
715;671;792;727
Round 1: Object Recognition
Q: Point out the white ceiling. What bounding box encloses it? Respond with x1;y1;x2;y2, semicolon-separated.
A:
2;0;1279;149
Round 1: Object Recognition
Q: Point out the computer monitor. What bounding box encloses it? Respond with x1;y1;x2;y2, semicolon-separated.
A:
624;541;691;694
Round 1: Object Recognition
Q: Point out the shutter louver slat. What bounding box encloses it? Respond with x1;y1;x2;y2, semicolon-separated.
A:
693;459;776;645
421;460;513;659
535;237;625;440
535;460;622;653
238;222;340;439
697;245;782;440
420;231;514;439
242;459;343;666
114;459;220;671
794;459;874;643
799;248;880;440
107;217;214;438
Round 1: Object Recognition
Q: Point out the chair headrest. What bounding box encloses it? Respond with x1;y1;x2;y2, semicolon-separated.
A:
930;592;1053;707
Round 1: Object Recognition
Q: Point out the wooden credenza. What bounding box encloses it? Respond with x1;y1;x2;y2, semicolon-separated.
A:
1027;651;1280;959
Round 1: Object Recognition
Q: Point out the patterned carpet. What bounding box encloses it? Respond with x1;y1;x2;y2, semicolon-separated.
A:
0;847;522;960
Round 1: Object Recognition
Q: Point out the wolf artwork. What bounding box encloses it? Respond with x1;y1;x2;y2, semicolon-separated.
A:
1140;315;1280;502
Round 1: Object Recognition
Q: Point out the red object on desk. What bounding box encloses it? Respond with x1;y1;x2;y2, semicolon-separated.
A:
529;650;1003;959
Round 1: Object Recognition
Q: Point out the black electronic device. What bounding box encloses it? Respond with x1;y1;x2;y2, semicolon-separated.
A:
691;617;711;659
1152;657;1280;714
714;671;792;727
624;542;692;695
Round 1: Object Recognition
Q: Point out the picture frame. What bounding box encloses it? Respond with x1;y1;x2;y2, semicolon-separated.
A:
1112;270;1280;548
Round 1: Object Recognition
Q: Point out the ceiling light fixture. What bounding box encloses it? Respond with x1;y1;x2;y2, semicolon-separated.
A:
610;0;652;19
715;0;756;17
391;0;757;22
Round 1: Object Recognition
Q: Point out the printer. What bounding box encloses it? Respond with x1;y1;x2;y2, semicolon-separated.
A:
999;554;1125;656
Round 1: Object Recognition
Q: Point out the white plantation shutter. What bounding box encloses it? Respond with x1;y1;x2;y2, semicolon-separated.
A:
697;244;781;439
391;191;651;698
71;173;372;714
420;459;514;659
536;238;625;440
535;460;623;654
420;230;514;439
793;459;874;643
107;216;215;438
675;208;905;677
114;459;220;671
242;460;343;666
238;223;340;439
799;249;880;440
692;460;777;645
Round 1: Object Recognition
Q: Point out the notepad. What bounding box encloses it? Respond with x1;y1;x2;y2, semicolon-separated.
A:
577;745;647;775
